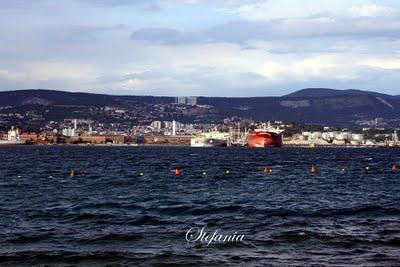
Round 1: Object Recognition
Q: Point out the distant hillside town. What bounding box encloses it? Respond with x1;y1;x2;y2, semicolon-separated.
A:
1;117;399;147
0;88;400;147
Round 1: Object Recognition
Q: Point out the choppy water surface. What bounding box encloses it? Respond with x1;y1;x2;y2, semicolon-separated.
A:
0;146;400;266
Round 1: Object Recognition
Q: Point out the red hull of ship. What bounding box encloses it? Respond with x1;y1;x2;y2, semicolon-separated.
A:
248;132;282;148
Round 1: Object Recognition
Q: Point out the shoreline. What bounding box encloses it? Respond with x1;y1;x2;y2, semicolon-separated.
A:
0;143;398;148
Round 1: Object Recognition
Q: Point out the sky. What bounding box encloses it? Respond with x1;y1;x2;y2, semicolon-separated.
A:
0;0;400;96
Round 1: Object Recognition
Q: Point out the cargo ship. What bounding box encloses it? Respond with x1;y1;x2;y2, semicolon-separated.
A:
0;127;26;145
247;122;283;148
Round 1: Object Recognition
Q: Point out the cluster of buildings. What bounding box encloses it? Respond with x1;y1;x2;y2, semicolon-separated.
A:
286;129;400;147
2;115;400;147
175;96;198;106
288;131;365;146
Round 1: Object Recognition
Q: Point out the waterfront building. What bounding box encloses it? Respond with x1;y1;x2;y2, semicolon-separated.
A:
150;121;162;132
62;127;75;137
186;96;197;106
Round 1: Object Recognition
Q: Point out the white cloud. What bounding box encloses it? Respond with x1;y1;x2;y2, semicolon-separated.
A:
225;0;363;21
360;58;400;69
221;0;398;22
0;0;400;95
347;4;397;17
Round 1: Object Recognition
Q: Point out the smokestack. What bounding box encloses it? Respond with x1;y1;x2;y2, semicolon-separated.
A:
172;120;176;136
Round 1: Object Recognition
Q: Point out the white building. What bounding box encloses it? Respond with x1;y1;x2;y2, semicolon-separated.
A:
186;96;197;106
151;121;162;132
176;97;186;105
352;134;364;142
62;127;75;137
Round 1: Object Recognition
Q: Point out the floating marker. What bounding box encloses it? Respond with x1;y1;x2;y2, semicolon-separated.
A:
310;165;317;174
225;170;231;174
139;172;144;176
70;170;75;177
263;166;270;173
175;168;182;176
365;165;370;171
17;175;22;179
202;171;207;176
392;164;398;173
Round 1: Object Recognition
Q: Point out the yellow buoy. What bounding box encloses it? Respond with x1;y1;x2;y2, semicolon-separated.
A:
225;170;230;174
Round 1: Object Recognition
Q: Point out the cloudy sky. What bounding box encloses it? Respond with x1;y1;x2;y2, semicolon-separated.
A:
0;0;400;96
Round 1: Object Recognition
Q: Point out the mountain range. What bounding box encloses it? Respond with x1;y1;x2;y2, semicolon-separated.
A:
0;88;399;128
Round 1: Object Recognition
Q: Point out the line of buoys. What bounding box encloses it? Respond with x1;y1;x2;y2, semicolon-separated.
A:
310;165;317;174
65;163;400;178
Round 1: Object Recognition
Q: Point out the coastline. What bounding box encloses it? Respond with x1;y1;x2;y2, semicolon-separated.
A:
0;143;397;148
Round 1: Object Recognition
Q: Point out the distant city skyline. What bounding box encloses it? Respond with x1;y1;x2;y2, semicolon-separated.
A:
0;0;400;96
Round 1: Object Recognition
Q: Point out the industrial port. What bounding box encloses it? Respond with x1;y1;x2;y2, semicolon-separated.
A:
1;118;400;148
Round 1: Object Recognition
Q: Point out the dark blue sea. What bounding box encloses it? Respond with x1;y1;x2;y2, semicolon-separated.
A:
0;146;400;266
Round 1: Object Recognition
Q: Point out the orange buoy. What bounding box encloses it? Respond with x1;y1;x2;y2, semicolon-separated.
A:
175;168;182;176
392;164;398;173
263;166;272;173
70;170;75;177
310;165;317;174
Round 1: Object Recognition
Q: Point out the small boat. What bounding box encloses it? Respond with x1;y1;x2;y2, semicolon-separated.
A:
190;137;227;147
